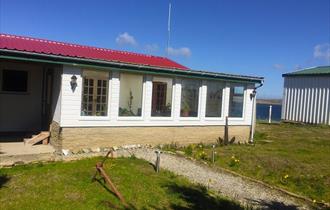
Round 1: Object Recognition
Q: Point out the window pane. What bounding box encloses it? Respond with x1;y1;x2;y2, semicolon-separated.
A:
81;70;109;116
180;79;200;117
151;77;173;117
229;85;245;118
119;73;143;116
206;81;224;117
2;70;28;92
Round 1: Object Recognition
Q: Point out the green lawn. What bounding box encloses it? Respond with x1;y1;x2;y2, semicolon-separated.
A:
173;123;330;204
0;157;242;210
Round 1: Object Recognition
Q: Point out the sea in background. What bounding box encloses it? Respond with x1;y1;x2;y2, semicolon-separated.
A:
256;103;282;122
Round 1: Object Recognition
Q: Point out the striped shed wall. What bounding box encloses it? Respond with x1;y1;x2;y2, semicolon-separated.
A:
282;67;330;125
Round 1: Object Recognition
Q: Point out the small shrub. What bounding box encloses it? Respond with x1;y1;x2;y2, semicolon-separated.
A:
196;150;208;161
161;142;180;152
184;145;193;156
228;155;240;167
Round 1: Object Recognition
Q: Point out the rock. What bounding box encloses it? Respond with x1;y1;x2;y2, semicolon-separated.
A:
62;149;70;156
82;148;91;153
112;146;119;151
91;147;101;153
71;148;81;154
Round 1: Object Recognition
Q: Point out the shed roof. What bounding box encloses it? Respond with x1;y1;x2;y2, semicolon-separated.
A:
283;66;330;77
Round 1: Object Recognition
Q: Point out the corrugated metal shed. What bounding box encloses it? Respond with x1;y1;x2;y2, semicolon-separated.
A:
282;66;330;125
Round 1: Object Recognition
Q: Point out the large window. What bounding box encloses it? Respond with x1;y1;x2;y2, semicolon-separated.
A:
180;79;200;117
119;73;143;117
1;70;28;92
229;85;245;118
151;77;173;117
81;70;109;116
205;81;224;117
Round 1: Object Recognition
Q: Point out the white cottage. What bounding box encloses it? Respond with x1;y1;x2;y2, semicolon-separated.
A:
0;34;263;152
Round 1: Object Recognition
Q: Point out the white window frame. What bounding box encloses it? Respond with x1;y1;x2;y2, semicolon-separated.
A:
117;72;145;121
204;80;226;121
179;78;202;121
150;76;175;121
79;69;111;121
227;83;247;121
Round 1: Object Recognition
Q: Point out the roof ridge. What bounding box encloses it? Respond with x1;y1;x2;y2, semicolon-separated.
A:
0;33;171;61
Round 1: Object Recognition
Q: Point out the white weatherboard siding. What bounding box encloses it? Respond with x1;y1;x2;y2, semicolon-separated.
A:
60;65;256;127
282;76;330;125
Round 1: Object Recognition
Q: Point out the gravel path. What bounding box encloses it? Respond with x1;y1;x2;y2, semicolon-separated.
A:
116;148;312;210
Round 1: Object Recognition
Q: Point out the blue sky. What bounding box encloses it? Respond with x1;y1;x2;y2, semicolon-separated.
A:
1;0;329;98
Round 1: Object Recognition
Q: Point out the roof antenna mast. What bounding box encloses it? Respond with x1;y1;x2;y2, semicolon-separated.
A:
166;2;171;57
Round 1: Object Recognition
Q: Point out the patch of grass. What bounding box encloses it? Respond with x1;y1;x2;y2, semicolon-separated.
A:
0;157;243;210
175;123;330;204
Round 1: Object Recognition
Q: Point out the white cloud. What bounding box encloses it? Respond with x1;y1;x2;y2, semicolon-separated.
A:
313;43;330;61
166;47;191;57
116;32;137;46
273;64;285;70
145;43;159;52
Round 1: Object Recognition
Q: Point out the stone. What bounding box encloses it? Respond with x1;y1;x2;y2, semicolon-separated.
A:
82;148;91;153
91;147;101;153
62;149;70;156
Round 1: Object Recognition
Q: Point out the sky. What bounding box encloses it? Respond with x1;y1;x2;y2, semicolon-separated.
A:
0;0;329;99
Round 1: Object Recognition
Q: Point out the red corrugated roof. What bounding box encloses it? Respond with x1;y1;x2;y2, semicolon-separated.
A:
0;34;189;70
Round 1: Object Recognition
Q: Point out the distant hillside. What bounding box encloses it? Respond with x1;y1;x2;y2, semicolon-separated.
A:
257;99;282;105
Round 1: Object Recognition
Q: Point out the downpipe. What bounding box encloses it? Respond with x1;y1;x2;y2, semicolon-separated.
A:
249;81;264;143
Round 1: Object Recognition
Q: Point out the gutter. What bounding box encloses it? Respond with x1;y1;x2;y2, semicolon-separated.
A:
0;49;264;84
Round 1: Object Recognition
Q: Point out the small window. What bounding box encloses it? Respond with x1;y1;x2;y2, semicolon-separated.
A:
81;70;109;116
229;85;245;118
205;81;224;117
1;70;28;92
119;73;143;117
151;77;173;117
180;79;200;117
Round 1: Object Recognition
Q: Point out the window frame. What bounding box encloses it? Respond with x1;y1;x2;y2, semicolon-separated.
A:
179;78;202;120
228;83;246;119
80;70;110;118
0;69;30;94
150;76;174;119
117;72;145;120
204;80;225;120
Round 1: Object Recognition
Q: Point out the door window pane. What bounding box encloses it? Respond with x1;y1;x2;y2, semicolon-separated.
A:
151;77;173;117
206;81;224;117
180;79;200;117
229;85;245;117
81;70;109;116
119;73;143;116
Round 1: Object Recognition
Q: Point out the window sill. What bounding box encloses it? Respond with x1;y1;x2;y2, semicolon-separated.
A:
204;117;224;121
150;117;174;121
228;117;245;121
179;117;200;121
117;116;144;121
79;116;110;121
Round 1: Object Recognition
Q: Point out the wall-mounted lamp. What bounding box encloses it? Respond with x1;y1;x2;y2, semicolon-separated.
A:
250;90;256;100
70;75;77;92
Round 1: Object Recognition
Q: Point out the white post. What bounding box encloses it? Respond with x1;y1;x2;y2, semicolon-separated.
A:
268;105;272;124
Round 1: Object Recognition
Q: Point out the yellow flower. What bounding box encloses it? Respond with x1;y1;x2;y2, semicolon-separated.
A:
284;174;289;179
231;155;235;159
313;199;316;203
